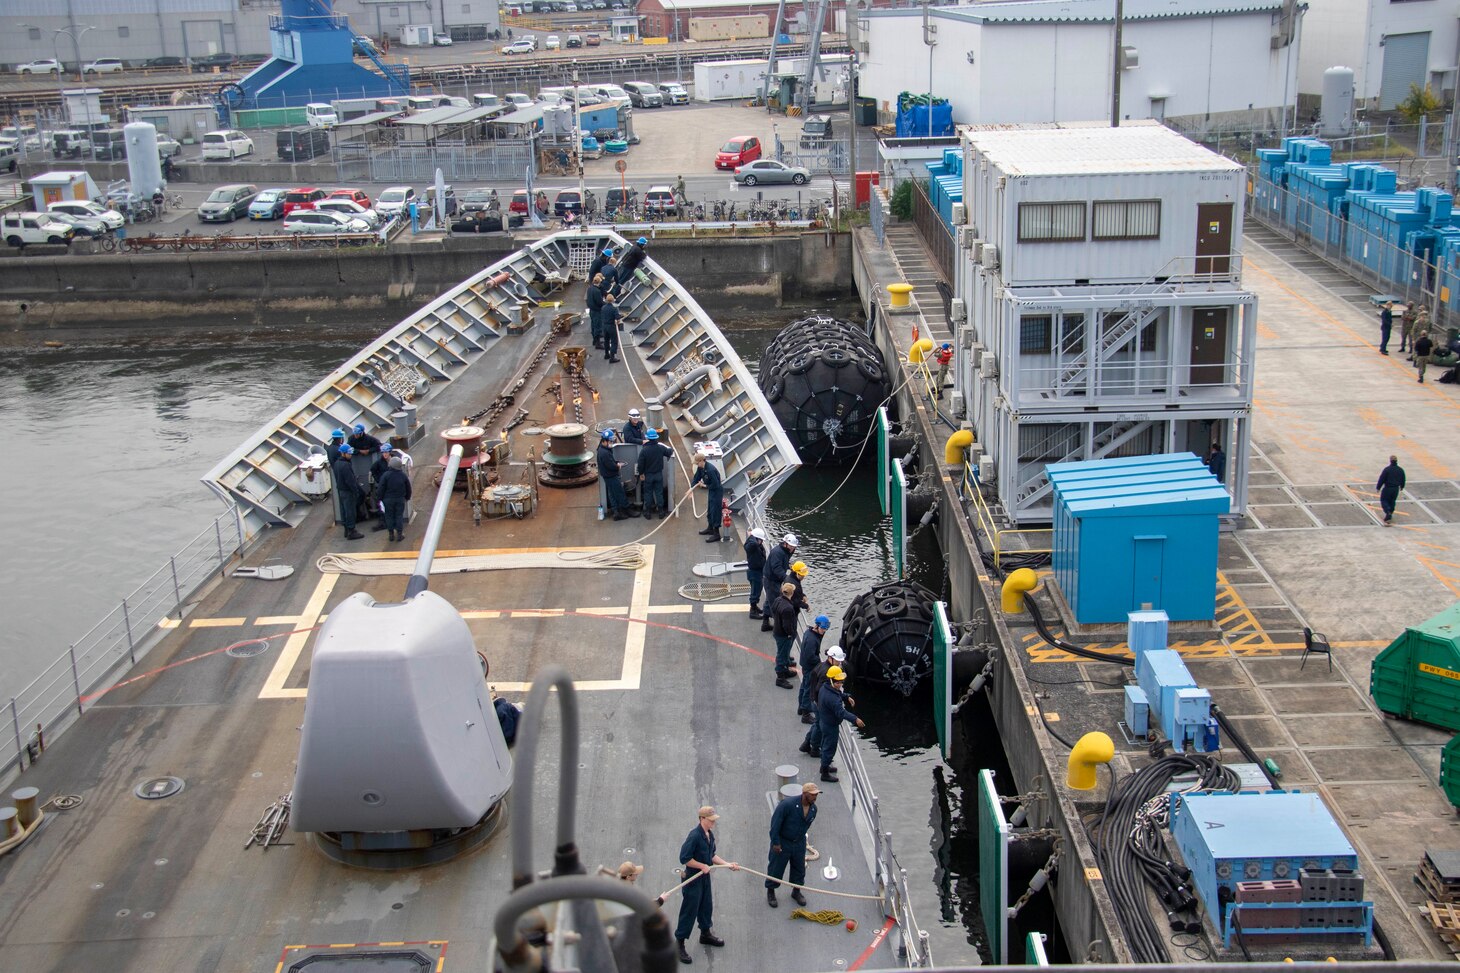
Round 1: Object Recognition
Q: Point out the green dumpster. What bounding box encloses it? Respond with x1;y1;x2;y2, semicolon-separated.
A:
1370;603;1460;731
1443;734;1460;810
855;97;877;127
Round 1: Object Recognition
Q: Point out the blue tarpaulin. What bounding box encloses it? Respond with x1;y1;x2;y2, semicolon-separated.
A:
896;103;953;138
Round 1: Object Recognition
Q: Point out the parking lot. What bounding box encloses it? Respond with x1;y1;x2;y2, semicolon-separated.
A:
3;102;851;244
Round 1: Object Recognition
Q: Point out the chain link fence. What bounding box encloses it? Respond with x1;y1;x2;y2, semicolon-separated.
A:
5;505;246;783
338;139;537;183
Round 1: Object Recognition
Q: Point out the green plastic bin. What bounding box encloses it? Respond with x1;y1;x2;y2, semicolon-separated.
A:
1443;734;1460;810
1369;603;1460;732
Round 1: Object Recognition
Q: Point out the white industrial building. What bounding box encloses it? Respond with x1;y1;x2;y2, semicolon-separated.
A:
856;0;1300;132
1296;0;1460;109
954;123;1256;524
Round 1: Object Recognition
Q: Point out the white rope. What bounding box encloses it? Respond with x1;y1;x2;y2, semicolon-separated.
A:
653;862;884;906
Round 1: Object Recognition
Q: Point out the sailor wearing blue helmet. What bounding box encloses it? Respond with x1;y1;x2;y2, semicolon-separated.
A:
635;425;674;519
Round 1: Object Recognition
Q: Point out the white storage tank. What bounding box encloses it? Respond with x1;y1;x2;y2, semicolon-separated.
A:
124;122;165;197
1319;66;1355;138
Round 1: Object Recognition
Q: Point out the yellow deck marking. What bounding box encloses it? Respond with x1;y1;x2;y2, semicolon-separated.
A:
257;547;654;698
1043;712;1060;722
157;618;180;630
258;572;340;699
190;617;247;628
255;615;304;626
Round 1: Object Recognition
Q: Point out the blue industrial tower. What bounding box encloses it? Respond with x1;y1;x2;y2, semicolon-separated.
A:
222;0;408;114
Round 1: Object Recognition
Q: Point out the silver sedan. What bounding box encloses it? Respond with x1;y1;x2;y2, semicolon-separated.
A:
732;160;811;187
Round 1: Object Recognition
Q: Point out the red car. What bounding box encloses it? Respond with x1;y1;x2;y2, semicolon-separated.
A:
329;187;371;208
281;187;326;215
715;135;762;170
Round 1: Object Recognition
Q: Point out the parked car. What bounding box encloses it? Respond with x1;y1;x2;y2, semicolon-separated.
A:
44;211;107;238
505;92;533;109
458;188;499;215
248;188;288;220
593;84;631;109
198;183;259;221
585;33;602;47
553;188;596;217
328;188;372;209
280;187;327;215
0;141;17;173
622;82;663;108
375;186;417;218
316;198;382;227
643;185;678;216
566;34;583;48
502;39;536;55
51;130;91;158
283;210;372;234
90;129;128;161
2;212;73;246
658;82;689;105
545;35;561;51
82;57;125;74
799;114;834;147
191;52;237;72
509;189;530;215
141;56;185;69
305;102;338;128
733;159;810;186
352;36;380;57
16;59;61;75
276;127;330;162
604;186;637;216
433;33;454;46
200;129;254;160
715;135;762;169
155;134;183;157
49;200;124;230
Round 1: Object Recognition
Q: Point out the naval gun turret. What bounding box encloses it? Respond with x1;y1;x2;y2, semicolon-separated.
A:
292;426;511;868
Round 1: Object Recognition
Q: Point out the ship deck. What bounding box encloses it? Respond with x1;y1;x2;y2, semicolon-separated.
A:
0;274;903;971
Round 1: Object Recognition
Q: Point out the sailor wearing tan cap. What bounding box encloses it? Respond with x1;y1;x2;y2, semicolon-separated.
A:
675;805;739;965
765;781;819;909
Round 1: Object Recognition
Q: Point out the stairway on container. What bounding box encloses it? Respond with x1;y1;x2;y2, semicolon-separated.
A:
1013;418;1151;510
1052;305;1159;396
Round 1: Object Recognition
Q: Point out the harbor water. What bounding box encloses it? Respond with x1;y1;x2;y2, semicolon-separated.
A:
3;316;991;961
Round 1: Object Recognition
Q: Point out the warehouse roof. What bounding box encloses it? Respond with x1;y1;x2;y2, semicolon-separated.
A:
963;124;1243;177
866;0;1282;23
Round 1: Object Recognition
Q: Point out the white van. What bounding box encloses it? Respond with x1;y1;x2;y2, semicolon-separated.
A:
405;95;438;112
305;103;338;128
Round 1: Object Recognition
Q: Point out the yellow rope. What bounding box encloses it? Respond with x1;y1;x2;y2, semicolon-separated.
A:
790;908;846;925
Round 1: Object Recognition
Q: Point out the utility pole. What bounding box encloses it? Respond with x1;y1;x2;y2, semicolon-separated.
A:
573;64;585;215
922;1;936;138
1110;0;1123;127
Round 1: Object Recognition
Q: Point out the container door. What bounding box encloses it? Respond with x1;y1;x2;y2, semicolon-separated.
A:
1195;203;1232;275
1189;307;1229;388
1132;535;1165;611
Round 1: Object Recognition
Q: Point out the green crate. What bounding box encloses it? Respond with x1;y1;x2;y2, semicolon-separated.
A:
1369;603;1460;732
1443;734;1460;810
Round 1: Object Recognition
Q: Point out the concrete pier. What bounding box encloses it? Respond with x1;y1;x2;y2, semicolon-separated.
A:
853;214;1460;961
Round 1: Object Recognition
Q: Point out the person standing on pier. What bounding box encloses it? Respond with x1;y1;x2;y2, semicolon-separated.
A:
1207;442;1227;485
1401;301;1417;356
1415;330;1434;384
933;342;953;394
601;291;622;364
378;455;413;542
1376;455;1406;526
760;533;798;630
1378;301;1394;356
764;782;818;909
331;445;364;540
797;616;829;722
744;527;767;619
815;666;864;783
675;806;738;965
691;453;723;541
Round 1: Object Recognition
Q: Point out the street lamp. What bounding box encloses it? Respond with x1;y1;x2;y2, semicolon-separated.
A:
20;23;98;159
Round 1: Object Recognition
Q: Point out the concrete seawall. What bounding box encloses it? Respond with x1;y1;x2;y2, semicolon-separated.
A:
0;232;851;331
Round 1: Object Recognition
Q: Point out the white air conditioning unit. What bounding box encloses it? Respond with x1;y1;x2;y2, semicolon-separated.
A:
950;391;966;417
950;300;966;323
958;225;976;248
981;244;1000;270
970;240;983;262
951;201;966;225
980;351;999;378
970;340;985;359
978;456;995;481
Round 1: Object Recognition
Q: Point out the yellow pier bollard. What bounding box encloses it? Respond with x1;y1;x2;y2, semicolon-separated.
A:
887;282;914;308
1066;732;1115;790
1001;567;1037;614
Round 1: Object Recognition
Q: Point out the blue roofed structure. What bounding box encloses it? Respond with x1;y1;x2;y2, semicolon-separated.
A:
1049;454;1230;625
227;0;407;113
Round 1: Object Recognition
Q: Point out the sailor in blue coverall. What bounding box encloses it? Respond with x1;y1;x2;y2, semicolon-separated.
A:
765;782;819;908
676;805;738;964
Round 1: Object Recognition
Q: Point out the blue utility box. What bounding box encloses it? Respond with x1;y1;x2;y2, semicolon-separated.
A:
1123;685;1150;736
1127;609;1169;662
1170;791;1371;947
1048;454;1230;624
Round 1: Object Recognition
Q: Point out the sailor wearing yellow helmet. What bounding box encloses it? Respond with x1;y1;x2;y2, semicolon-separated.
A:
813;664;863;784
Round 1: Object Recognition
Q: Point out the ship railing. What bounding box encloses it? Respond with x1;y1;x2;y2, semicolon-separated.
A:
839;723;933;968
4;504;247;783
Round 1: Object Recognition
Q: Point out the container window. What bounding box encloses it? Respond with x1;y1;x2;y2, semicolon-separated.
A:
1017;202;1084;242
119;27;130;38
1092;199;1161;240
1059;313;1085;355
1020;315;1052;354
